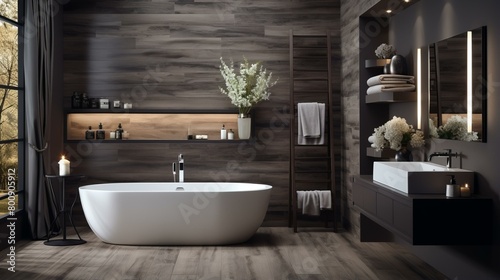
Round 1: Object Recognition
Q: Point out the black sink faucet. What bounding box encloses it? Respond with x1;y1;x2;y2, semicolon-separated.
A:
428;149;459;168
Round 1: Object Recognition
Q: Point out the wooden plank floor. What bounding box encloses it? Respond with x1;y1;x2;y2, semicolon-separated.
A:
0;227;447;280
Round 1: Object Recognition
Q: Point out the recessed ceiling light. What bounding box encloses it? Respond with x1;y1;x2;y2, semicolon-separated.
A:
404;0;411;2
386;9;392;14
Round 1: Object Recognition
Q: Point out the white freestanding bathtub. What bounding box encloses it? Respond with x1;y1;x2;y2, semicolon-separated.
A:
79;182;272;245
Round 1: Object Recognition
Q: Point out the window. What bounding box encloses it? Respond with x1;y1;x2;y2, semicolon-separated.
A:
0;0;23;218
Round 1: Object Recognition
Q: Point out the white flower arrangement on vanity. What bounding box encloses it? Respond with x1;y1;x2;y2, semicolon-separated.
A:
370;116;425;151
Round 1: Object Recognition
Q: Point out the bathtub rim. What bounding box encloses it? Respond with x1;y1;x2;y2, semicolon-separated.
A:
79;182;272;193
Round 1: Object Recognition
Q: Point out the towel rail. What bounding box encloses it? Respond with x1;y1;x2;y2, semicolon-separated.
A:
289;30;338;233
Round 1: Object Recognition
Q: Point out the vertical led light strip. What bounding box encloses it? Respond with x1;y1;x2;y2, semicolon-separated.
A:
417;48;422;130
467;31;473;132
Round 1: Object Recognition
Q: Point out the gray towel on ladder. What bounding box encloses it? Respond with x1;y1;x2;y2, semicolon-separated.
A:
298;102;325;145
297;190;331;216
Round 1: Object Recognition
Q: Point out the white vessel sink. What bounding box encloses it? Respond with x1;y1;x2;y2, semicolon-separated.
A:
373;162;474;194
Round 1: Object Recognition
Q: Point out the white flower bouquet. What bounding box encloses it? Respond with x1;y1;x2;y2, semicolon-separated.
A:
219;57;278;116
375;43;397;59
430;115;478;141
371;116;425;151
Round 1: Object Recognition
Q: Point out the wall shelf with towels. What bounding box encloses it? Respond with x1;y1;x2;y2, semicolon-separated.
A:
359;14;418;168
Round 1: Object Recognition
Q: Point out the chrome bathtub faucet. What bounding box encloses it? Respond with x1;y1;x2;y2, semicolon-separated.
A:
172;162;177;182
178;154;184;183
428;149;459;168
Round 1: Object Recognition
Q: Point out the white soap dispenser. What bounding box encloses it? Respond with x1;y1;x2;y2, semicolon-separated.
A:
220;124;227;140
446;175;460;198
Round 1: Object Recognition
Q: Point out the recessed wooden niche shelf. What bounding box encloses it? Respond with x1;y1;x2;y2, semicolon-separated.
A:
65;110;244;142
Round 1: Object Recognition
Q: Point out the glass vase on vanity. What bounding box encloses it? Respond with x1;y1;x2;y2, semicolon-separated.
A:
237;113;251;139
395;146;413;161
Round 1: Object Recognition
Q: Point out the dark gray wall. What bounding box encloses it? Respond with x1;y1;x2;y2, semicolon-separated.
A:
389;0;500;278
341;0;500;279
58;0;342;226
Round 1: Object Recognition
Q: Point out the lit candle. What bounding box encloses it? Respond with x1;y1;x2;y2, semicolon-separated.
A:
460;184;471;197
58;156;70;176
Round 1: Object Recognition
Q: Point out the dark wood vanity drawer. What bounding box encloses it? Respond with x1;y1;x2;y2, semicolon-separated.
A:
353;177;377;215
376;193;393;224
393;200;412;238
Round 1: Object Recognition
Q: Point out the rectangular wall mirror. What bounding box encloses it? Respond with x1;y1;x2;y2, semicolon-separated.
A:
428;26;487;142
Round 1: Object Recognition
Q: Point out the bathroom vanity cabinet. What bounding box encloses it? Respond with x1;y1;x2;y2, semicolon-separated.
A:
353;175;493;245
64;109;246;142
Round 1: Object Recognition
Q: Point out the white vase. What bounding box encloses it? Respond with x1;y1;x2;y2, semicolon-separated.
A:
237;115;251;139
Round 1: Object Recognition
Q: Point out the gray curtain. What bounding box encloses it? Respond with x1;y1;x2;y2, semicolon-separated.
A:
25;0;58;239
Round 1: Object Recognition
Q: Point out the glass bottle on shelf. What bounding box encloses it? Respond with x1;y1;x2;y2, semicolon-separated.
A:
85;126;95;140
71;92;81;109
81;92;90;109
115;123;124;139
96;123;106;140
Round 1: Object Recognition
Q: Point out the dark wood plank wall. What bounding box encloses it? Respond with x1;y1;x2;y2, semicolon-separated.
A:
61;0;341;226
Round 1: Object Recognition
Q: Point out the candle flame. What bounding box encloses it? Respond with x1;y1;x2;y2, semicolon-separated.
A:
465;183;469;188
61;155;65;160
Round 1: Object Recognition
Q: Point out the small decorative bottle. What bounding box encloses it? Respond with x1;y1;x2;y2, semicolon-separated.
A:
96;123;106;139
115;123;124;139
90;98;99;109
85;126;95;140
81;92;90;108
220;124;227;140
228;129;234;140
71;92;81;109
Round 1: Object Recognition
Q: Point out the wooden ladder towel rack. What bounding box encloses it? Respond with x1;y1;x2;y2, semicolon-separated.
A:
289;30;337;232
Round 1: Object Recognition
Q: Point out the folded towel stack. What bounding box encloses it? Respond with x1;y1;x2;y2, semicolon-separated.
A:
297;190;332;216
366;74;415;95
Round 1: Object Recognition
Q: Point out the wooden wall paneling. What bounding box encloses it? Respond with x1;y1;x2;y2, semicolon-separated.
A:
62;0;341;226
